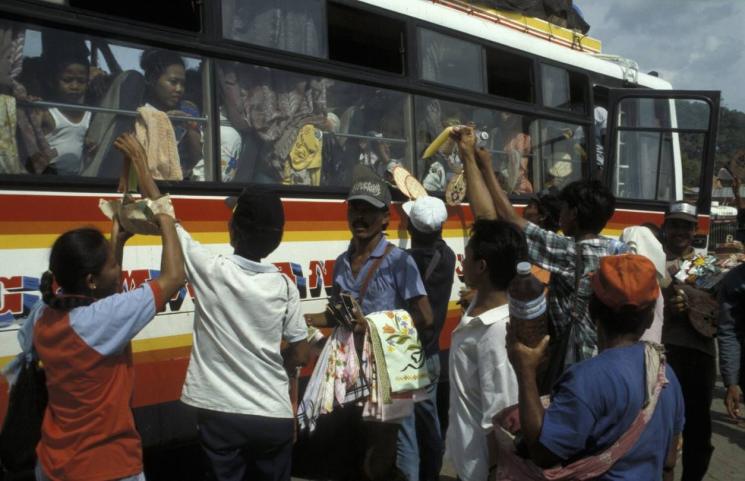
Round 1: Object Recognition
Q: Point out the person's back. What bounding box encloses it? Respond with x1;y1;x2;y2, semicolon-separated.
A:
407;238;455;356
542;343;683;480
179;248;303;416
177;190;306;417
175;188;308;481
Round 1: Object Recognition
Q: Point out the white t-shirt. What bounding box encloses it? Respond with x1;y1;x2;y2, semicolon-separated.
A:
446;302;518;481
176;225;307;418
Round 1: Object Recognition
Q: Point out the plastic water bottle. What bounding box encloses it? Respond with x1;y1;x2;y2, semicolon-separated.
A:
508;262;548;347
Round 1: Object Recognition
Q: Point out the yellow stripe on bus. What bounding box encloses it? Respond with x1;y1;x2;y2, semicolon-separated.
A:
0;228;474;249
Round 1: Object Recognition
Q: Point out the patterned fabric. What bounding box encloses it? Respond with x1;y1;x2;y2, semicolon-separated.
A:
365;310;430;394
0;94;22;174
524;222;619;367
297;326;368;432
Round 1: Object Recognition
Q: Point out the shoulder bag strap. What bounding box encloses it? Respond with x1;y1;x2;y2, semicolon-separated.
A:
358;243;395;304
423;249;442;283
543;352;667;480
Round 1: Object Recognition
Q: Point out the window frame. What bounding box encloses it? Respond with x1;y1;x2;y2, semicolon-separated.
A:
0;0;597;200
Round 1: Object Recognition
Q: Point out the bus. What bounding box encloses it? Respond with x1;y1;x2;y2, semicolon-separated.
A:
0;0;719;456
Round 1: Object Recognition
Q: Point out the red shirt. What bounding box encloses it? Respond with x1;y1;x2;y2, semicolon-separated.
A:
34;283;163;481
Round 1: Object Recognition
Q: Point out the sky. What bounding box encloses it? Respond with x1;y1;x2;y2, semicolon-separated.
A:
575;0;745;112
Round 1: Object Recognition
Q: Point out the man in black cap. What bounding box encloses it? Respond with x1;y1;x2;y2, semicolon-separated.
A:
660;201;716;481
176;188;311;481
305;166;433;481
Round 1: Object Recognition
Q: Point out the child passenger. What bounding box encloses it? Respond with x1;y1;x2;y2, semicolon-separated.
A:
114;132;310;481
22;145;184;480
40;53;92;175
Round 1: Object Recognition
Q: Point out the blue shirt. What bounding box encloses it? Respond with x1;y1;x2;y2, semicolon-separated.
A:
333;236;427;315
540;343;685;480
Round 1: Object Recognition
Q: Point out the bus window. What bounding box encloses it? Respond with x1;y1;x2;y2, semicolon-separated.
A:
485;47;533;103
529;119;587;193
221;0;327;58
215;60;412;186
612;97;711;203
418;28;485;93
414;97;536;195
68;0;201;32
0;22;210;182
327;2;405;74
541;64;587;114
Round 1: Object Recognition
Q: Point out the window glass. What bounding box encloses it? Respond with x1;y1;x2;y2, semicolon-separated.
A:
414;97;579;196
541;64;587;114
69;0;201;32
612;97;711;203
617;98;710;130
529;119;587;192
216;60;412;186
485;47;533;103
418;29;484;92
328;3;405;74
613;131;673;200
0;22;210;181
221;0;327;58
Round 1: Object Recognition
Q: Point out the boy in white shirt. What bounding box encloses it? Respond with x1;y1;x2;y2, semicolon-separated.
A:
175;189;310;481
446;219;526;481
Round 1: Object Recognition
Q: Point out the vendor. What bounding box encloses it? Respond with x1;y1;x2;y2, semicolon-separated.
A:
660;201;716;481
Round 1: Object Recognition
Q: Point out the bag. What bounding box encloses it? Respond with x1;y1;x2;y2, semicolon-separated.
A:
678;284;719;338
0;357;48;472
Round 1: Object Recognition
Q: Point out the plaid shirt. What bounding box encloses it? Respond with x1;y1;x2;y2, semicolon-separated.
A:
524;222;623;366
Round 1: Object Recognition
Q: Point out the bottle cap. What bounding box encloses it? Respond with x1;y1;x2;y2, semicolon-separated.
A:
516;261;531;275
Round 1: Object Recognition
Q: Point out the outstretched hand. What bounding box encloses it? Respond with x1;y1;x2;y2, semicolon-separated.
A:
506;322;549;377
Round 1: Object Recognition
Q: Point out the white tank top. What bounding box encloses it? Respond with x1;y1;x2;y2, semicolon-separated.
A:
45;107;91;174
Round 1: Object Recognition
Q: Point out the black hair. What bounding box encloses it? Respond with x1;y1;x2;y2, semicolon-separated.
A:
140;49;185;83
559;180;616;234
468;219;528;290
588;294;655;339
530;190;562;232
231;190;285;260
40;228;109;310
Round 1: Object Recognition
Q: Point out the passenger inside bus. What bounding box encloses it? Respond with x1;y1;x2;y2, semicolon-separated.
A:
38;49;92;176
139;49;203;180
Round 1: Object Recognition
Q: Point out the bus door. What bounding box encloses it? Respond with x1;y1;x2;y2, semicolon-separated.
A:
601;89;720;246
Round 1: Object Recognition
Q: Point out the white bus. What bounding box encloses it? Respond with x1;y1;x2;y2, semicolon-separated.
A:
0;0;719;459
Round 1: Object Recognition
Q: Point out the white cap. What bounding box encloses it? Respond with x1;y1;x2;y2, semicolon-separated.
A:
402;196;448;233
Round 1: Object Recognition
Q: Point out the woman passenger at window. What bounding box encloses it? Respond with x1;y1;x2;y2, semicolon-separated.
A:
38;53;92;176
140;49;202;178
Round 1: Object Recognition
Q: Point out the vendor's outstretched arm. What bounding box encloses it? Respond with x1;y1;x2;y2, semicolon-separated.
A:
476;147;526;229
458;128;496;220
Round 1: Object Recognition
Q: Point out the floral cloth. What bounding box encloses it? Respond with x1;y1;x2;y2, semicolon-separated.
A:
365;310;430;394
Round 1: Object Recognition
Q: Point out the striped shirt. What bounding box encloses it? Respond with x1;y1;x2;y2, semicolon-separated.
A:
524;222;622;367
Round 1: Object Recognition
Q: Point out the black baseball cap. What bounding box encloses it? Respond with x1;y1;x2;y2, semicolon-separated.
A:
225;188;285;239
347;165;391;208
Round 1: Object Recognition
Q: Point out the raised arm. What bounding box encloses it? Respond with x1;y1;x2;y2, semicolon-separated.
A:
113;133;162;200
153;214;185;301
110;215;133;268
457;129;525;228
458;128;497;220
